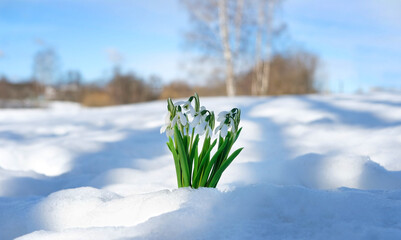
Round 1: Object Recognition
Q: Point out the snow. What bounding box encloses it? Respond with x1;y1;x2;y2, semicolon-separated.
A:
1;94;401;239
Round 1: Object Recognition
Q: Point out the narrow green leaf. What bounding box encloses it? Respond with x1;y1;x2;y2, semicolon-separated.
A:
209;147;244;187
174;126;191;187
167;138;182;187
211;132;233;179
192;145;199;187
199;137;210;163
234;127;243;142
192;139;217;188
200;139;229;187
188;135;199;176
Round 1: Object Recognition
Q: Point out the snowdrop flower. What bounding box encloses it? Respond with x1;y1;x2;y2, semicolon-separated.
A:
190;114;202;129
177;111;188;126
190;106;214;137
215;109;238;138
175;100;195;116
160;112;176;137
190;106;205;127
162;94;243;189
217;111;230;122
194;117;213;137
215;119;229;138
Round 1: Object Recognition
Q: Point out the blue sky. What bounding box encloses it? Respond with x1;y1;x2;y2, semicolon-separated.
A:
0;0;400;93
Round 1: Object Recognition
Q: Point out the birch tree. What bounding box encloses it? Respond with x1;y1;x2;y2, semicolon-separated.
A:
181;0;248;96
181;0;281;96
253;0;277;95
218;0;235;96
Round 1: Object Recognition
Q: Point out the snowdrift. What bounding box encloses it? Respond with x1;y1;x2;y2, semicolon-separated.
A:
1;93;401;239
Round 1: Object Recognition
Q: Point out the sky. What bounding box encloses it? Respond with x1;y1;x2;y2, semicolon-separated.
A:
0;0;400;93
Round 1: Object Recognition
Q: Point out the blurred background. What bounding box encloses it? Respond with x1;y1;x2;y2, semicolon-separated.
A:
0;0;400;107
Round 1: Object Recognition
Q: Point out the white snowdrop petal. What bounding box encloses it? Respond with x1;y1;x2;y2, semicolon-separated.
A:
230;119;235;131
217;115;226;122
195;125;205;136
218;111;229;118
174;101;186;106
164;112;171;124
221;124;228;138
207;125;213;137
189;106;195;116
191;115;201;128
214;127;219;135
172;116;178;126
167;128;174;137
194;126;200;135
160;125;167;134
179;112;187;126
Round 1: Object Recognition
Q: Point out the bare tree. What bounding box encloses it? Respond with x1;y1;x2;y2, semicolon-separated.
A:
181;0;284;96
218;0;235;96
238;49;320;95
33;48;60;99
182;0;250;96
253;0;278;95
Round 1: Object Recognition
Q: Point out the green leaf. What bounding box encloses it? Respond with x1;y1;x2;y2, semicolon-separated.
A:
167;138;182;187
192;139;217;188
194;93;200;112
211;136;233;179
234;127;243;142
192;145;199;187
189;135;199;163
167;98;174;112
199;137;210;163
174;126;191;187
200;139;229;187
188;135;199;174
209;147;244;188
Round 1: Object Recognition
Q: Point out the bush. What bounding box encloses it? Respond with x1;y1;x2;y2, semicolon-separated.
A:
81;91;114;107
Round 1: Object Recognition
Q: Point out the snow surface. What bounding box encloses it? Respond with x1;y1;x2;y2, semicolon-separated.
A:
1;93;401;239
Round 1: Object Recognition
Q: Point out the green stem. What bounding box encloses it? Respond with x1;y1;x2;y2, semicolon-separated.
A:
174;126;191;187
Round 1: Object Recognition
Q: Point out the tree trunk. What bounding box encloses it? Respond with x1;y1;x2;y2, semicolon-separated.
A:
218;0;236;97
235;0;244;56
253;0;275;95
261;0;274;94
254;0;265;95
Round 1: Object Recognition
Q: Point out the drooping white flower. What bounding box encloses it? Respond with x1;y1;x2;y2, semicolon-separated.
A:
166;127;174;137
190;114;202;129
215;110;235;138
160;112;177;137
217;111;230;122
214;120;223;135
174;100;186;106
175;100;195;116
160;112;171;133
195;121;207;136
189;105;210;136
220;124;228;138
205;124;213;137
177;112;187;126
184;103;195;116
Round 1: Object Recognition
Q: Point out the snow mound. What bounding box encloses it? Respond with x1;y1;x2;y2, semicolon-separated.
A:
1;93;401;239
17;185;401;240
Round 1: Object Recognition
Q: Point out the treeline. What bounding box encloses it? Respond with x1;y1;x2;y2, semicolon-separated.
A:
0;50;318;107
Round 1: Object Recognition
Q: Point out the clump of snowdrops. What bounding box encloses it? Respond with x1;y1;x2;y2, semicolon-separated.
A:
160;93;243;188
